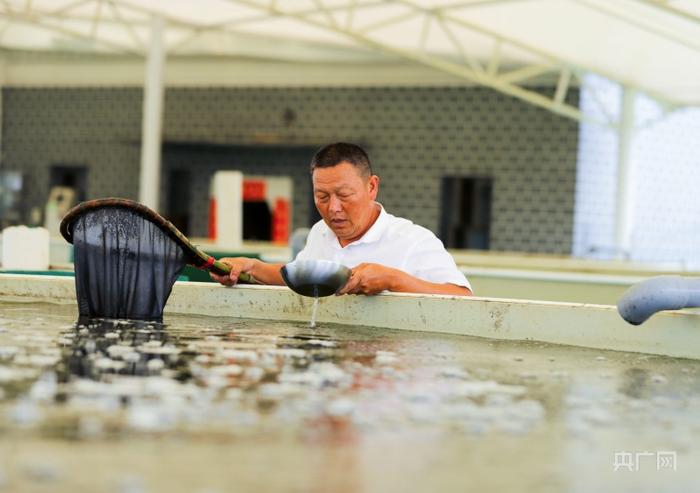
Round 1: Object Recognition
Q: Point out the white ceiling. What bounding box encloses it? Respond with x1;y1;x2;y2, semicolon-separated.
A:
0;0;699;118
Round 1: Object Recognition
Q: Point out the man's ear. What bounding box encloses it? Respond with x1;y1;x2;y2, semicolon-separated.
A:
368;175;380;200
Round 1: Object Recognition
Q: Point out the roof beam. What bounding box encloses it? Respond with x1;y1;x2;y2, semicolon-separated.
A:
634;0;700;27
436;13;483;73
226;0;596;123
0;6;139;54
0;0;690;121
105;0;145;50
51;0;94;16
89;0;103;38
574;0;700;54
554;67;571;105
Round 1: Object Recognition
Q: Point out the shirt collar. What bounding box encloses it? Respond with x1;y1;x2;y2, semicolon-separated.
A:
322;203;388;248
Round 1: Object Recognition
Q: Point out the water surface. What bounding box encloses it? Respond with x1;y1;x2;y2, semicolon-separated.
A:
0;301;698;492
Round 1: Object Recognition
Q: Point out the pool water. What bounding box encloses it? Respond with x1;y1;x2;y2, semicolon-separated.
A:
0;300;699;492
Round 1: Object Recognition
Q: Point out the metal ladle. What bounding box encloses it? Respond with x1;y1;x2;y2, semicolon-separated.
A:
280;259;351;297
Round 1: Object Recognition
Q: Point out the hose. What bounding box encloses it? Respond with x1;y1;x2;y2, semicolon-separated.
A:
617;275;700;325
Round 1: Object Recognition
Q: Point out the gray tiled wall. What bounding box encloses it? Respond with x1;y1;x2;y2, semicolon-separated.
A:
2;86;579;253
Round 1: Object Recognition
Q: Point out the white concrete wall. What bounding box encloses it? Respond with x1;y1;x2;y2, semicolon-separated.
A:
2;275;699;360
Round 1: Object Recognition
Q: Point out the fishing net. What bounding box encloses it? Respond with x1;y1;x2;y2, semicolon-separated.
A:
61;198;240;322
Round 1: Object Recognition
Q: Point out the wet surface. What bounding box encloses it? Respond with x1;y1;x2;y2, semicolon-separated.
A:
0;301;699;492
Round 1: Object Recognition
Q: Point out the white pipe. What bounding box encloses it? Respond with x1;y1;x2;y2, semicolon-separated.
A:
617;276;700;325
614;87;636;259
138;15;165;211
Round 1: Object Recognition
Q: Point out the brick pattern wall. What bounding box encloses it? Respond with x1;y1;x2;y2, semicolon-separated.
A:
2;86;579;253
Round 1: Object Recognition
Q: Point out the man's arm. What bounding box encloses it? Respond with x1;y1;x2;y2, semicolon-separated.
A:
337;263;472;296
209;257;285;286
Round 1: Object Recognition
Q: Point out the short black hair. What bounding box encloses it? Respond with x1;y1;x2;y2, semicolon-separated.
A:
310;142;372;178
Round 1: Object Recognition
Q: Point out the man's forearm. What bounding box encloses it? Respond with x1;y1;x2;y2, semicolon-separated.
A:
339;263;472;296
250;260;286;285
388;269;472;296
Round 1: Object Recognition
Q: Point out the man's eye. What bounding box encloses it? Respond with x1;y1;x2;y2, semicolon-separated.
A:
316;195;329;202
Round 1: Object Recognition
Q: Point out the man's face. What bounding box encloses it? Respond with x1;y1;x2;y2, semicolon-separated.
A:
312;161;379;244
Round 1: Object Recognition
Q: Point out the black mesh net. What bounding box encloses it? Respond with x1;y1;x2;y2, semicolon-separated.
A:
70;207;186;322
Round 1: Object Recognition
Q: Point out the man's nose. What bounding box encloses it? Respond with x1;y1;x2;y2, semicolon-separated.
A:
328;195;342;212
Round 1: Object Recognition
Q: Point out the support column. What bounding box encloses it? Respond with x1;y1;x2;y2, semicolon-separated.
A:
614;87;636;260
138;15;165;210
0;55;6;163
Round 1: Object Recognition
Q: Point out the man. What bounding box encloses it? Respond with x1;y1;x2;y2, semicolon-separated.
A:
210;143;472;296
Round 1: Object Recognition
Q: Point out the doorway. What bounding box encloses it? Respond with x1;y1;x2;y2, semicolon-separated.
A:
50;165;87;202
166;168;192;235
439;176;492;250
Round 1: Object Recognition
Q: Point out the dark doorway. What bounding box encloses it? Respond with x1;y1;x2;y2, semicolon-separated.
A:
166;169;192;235
243;201;272;241
439;176;492;250
50;165;87;202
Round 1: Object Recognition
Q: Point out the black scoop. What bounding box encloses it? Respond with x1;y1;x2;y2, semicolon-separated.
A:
280;259;351;297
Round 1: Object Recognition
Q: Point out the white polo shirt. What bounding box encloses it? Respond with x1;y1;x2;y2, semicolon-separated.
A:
295;204;471;290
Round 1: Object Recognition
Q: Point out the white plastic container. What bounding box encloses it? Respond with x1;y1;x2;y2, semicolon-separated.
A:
1;226;50;271
209;171;243;248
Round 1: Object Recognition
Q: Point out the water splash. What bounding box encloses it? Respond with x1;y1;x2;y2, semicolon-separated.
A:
310;297;320;328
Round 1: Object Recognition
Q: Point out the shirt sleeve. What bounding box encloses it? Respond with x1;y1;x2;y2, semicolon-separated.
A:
404;233;472;291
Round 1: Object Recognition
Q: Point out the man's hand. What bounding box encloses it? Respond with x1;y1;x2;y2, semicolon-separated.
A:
337;263;397;295
209;257;258;286
337;262;472;296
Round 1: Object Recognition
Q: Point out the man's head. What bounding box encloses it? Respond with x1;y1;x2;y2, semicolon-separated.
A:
310;142;373;178
310;143;380;247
